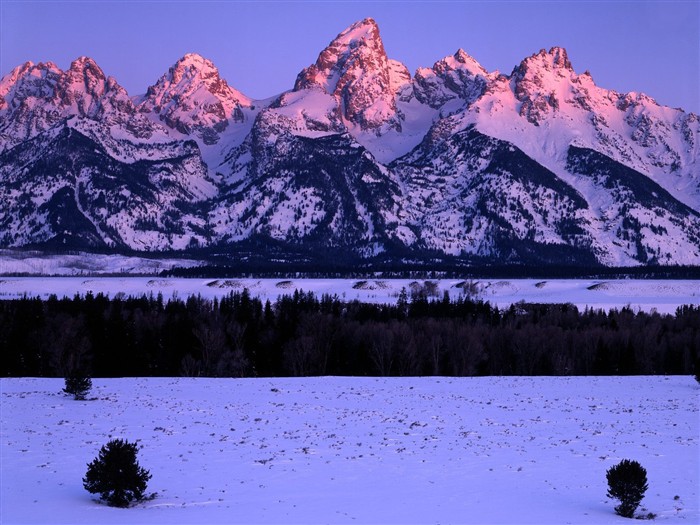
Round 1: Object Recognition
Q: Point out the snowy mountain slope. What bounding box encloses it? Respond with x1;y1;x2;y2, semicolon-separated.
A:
0;18;698;266
210;132;408;255
137;53;263;172
565;146;700;265
0;126;215;250
392;125;597;263
461;47;700;210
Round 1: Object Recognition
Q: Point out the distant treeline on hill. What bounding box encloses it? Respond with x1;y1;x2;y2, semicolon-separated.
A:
161;262;700;280
1;290;698;378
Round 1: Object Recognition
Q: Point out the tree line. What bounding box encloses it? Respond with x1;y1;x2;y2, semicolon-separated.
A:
1;290;698;377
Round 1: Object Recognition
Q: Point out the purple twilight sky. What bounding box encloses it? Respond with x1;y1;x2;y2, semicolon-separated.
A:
1;0;698;113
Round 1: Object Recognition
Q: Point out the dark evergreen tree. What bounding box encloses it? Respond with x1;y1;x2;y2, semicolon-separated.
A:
63;376;92;400
606;459;648;518
83;439;152;507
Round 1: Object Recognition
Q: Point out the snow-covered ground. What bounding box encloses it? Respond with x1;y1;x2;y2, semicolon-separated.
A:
0;250;204;276
1;376;697;524
0;277;698;313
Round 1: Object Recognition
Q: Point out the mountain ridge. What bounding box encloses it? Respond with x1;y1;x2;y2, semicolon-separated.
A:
1;18;698;267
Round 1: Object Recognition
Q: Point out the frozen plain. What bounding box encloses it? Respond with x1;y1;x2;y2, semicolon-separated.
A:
1;376;698;524
0;276;698;313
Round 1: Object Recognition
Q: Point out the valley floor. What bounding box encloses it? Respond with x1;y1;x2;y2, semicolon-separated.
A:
0;277;699;313
1;376;698;524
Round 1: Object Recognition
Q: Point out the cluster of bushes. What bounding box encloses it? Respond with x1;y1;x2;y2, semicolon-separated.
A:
1;290;698;378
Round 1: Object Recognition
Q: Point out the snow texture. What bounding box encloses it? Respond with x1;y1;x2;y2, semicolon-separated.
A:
1;376;697;524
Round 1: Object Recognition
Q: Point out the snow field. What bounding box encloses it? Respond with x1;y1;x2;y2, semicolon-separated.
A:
0;277;698;313
1;376;698;524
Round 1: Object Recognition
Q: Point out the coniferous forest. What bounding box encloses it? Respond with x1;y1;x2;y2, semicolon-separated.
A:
1;290;698;378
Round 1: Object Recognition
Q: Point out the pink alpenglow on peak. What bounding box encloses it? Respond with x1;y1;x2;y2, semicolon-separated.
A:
139;53;253;144
294;18;406;131
0;57;147;151
514;47;574;76
449;49;489;76
0;19;698;265
413;49;491;109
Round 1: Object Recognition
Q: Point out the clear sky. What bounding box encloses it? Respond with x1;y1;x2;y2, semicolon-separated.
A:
1;0;698;113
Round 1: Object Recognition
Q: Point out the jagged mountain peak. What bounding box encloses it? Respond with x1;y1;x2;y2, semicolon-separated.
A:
294;17;388;94
500;45;589;127
62;57;111;98
147;53;247;100
447;49;488;75
54;56;129;117
341;16;381;45
176;52;213;65
618;90;661;110
545;46;572;69
68;56;103;71
3;59;63;80
1;60;61;96
3;60;62;101
0;55;140;150
334;17;381;45
413;49;489;110
168;53;222;83
4;61;35;80
513;46;574;80
293;18;404;132
0;63;36;108
139;53;252;145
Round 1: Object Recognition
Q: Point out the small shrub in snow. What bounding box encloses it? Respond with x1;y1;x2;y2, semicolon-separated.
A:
83;439;152;507
606;459;648;518
63;376;92;400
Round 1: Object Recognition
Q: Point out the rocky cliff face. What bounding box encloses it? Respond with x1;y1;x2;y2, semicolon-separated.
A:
413;49;490;112
1;19;698;266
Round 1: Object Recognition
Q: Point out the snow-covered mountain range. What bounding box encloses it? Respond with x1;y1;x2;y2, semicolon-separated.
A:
1;18;698;266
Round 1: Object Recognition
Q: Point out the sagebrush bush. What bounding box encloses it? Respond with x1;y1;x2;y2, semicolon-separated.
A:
63;376;92;400
606;459;648;518
83;439;152;507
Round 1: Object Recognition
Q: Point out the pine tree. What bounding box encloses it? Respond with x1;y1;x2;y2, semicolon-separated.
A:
63;376;92;400
606;459;648;518
83;439;152;507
